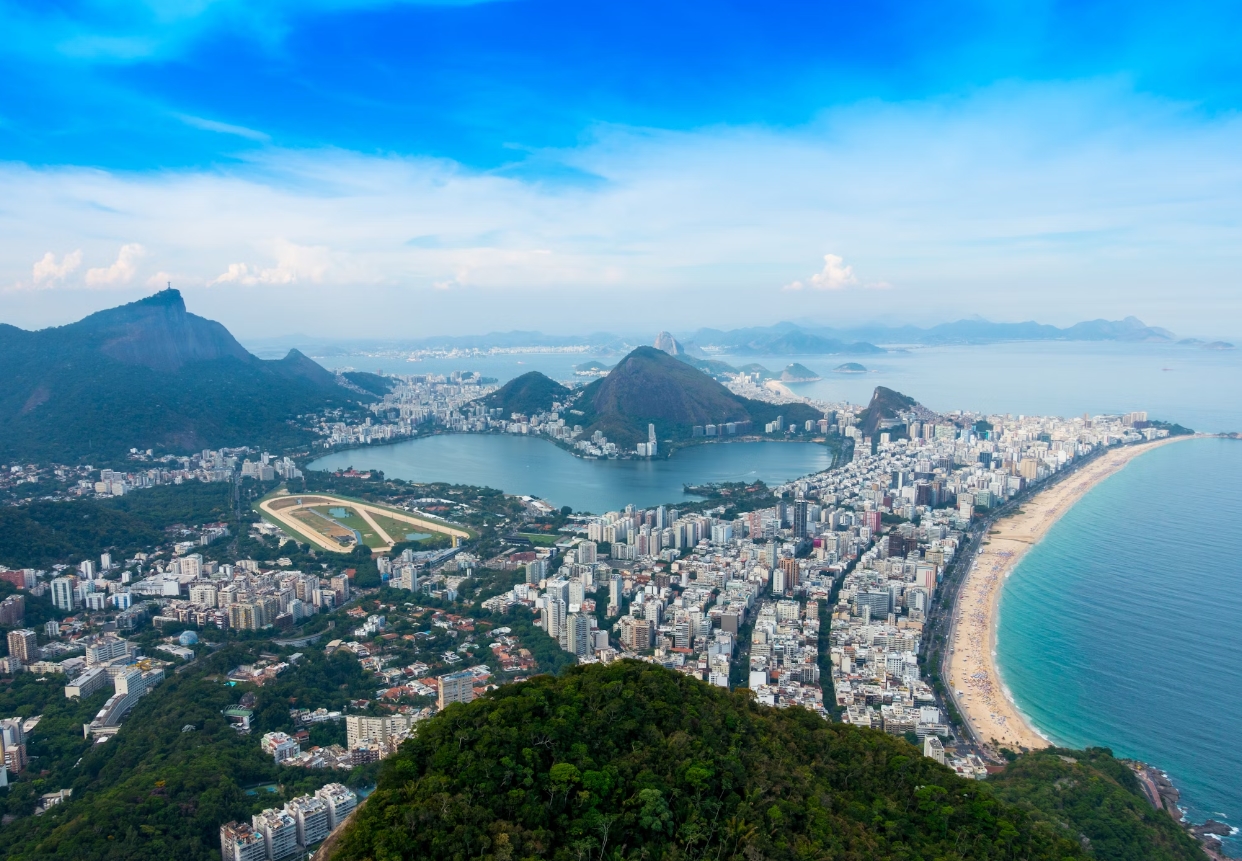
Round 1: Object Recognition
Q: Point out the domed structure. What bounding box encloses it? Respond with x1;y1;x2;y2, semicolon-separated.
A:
178;630;199;646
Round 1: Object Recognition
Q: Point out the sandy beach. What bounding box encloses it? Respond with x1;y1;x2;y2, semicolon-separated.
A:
945;436;1193;754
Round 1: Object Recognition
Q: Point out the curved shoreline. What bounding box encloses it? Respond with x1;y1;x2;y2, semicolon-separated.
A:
945;435;1195;753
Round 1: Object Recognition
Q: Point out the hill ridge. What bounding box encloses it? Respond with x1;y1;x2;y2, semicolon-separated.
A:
0;289;374;460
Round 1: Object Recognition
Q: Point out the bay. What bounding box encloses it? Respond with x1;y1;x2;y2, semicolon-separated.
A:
996;437;1242;855
307;434;831;513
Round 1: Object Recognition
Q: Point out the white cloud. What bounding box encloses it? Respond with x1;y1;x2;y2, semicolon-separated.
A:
177;114;271;142
784;253;858;291
209;240;332;286
0;80;1240;336
146;270;176;288
31;249;82;286
85;243;145;287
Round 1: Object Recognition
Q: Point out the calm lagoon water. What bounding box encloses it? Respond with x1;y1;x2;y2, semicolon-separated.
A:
308;434;831;513
997;438;1242;854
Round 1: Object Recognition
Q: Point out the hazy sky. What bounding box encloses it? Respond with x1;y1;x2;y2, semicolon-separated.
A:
1;0;1240;339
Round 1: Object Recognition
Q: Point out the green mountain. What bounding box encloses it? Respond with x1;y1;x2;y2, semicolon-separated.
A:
856;385;919;437
833;362;868;373
0;289;372;461
780;362;820;381
988;748;1205;861
481;371;572;416
330;661;1141;861
575;347;821;449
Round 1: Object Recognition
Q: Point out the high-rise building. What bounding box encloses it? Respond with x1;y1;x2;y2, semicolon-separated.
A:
525;559;547;584
252;808;299;860
286;795;331;847
792;500;808;539
567;612;592;659
607;575;622;615
315;783;358;830
345;714;415;748
219;821;268;861
577;541;597;565
6;629;38;664
50;576;78;612
437;671;476;710
0;595;24;627
619;616;654;651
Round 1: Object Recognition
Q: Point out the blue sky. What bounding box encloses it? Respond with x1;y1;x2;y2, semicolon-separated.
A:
1;0;1240;338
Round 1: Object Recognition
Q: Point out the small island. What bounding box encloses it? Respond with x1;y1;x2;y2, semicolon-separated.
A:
779;362;821;382
833;362;869;373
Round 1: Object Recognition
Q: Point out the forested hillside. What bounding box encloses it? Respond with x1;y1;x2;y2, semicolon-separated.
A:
0;289;374;461
332;661;1092;861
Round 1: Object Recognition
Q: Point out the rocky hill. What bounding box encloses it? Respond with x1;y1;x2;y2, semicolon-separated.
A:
856;385;920;437
0;289;374;461
574;347;821;449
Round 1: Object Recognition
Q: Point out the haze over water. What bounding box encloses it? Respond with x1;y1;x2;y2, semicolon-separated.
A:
312;341;1242;433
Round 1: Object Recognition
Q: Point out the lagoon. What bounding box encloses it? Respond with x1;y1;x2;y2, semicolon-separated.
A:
308;434;831;513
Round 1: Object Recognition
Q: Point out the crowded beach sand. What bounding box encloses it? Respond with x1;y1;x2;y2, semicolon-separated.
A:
945;436;1192;754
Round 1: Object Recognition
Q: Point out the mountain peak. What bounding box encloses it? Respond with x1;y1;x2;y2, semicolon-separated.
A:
135;287;187;311
69;288;253;372
856;386;919;436
653;331;683;356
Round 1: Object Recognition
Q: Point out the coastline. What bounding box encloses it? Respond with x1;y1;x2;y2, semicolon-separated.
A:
944;435;1194;754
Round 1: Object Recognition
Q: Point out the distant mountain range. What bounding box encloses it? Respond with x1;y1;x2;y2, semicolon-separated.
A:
261;315;1212;359
0;289;383;462
684;315;1179;350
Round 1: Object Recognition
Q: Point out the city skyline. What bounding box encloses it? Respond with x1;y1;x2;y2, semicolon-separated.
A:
1;1;1240;338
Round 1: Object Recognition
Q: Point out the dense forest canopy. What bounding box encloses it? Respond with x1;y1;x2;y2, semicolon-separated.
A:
332;661;1118;861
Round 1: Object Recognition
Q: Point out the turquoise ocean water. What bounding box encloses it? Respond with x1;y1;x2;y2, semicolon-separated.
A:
996;437;1242;854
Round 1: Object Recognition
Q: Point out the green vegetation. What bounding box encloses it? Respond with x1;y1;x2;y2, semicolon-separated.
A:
0;289;374;462
342;371;393;397
989;748;1205;861
779;362;820;381
574;347;821;450
1147;420;1194;436
0;643;380;861
331;661;1090;861
517;532;560;547
481;372;572;417
0;482;242;569
0;501;161;569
